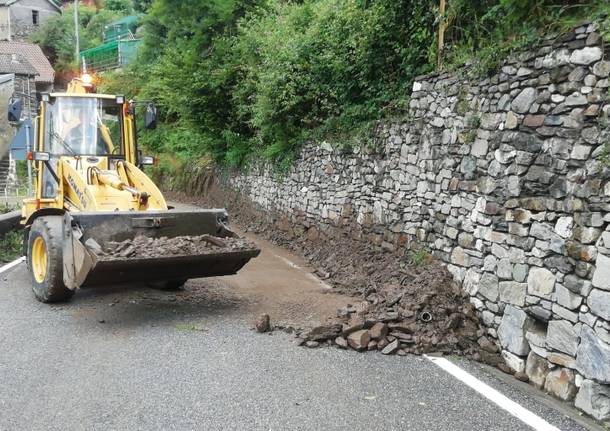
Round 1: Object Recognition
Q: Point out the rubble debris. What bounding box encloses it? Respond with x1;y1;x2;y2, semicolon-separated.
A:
304;323;342;341
369;322;388;340
347;330;370;351
295;262;499;363
99;234;258;260
381;339;399;355
84;238;104;255
254;314;271;333
335;336;348;349
169;191;502;368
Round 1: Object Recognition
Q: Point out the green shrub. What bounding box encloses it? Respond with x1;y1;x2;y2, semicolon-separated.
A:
98;0;607;172
409;248;432;267
31;6;126;72
0;231;22;263
103;0;436;167
442;1;605;75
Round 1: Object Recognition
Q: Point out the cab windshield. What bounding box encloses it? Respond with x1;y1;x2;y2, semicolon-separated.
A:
44;96;122;156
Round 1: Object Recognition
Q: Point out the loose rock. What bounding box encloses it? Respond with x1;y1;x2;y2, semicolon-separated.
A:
347;330;371;351
381;339;400;355
254;314;271;333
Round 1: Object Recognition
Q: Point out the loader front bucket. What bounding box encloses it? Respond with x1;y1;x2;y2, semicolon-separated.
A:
61;210;260;289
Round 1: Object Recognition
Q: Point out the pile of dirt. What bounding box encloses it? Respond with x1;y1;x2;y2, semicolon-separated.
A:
296;270;501;364
96;234;259;260
167;188;503;367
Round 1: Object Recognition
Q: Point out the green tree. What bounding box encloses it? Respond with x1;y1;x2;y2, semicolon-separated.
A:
104;0;134;12
31;5;124;72
120;0;435;165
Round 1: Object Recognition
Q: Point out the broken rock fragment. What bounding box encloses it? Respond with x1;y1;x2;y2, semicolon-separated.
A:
347;330;371;351
334;336;348;349
381;339;400;355
305;323;342;341
369;322;388;340
254;314;271;333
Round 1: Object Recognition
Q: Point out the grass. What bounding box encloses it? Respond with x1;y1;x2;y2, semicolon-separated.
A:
0;231;23;263
408;248;432;267
0;204;16;214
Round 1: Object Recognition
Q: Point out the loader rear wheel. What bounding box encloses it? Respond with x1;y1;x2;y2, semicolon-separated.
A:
27;217;74;303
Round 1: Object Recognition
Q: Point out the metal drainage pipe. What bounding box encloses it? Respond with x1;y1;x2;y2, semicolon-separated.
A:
420;311;433;323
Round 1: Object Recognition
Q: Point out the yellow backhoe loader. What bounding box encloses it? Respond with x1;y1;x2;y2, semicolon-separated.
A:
9;75;260;303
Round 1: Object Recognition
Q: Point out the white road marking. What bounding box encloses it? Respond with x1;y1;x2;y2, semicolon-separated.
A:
425;355;562;431
274;254;333;289
0;256;25;274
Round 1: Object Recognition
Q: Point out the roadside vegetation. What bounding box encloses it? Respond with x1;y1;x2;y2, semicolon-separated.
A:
0;203;21;263
0;205;14;214
0;231;22;263
38;1;610;171
30;0;145;73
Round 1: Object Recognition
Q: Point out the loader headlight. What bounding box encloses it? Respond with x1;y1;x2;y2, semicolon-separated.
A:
82;73;93;85
140;156;155;165
116;95;125;104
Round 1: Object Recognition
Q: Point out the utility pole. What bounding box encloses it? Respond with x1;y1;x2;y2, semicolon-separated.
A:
437;0;446;69
74;0;80;66
25;76;32;196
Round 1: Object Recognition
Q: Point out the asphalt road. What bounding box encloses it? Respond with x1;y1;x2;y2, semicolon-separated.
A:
0;261;598;431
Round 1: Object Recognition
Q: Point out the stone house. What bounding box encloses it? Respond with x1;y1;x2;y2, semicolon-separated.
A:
0;41;54;194
0;40;55;94
0;0;61;42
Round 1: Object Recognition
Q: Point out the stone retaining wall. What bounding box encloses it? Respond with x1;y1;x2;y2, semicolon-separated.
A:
225;23;610;421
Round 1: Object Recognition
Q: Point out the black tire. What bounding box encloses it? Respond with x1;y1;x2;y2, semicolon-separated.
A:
27;216;74;303
147;279;187;291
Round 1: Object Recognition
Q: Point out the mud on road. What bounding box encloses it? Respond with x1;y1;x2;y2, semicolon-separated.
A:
166;189;502;368
67;230;354;332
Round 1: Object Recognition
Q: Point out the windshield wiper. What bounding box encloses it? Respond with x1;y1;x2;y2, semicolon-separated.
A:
51;132;77;156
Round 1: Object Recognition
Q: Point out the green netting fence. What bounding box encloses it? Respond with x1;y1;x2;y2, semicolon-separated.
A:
103;15;140;43
80;39;141;73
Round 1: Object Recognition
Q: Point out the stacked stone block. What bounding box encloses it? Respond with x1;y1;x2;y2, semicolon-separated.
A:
226;23;610;421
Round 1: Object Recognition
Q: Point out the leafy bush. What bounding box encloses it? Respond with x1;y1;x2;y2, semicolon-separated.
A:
103;0;436;167
441;0;604;75
0;231;22;263
99;0;607;171
31;5;128;72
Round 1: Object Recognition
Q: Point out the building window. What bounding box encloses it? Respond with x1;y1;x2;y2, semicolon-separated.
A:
32;10;39;25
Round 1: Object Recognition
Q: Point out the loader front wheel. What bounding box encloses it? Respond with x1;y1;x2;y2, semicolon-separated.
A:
27;217;74;303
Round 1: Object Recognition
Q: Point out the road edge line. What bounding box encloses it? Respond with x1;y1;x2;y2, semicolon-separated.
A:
0;256;25;274
425;355;562;431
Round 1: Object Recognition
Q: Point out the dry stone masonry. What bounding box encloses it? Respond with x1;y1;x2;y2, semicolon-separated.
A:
226;23;610;421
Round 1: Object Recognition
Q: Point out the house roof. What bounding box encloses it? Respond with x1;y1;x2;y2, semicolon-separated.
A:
0;53;37;76
0;41;54;83
0;0;61;11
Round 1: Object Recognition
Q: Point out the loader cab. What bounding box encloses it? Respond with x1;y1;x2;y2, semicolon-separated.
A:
37;94;132;199
43;95;123;156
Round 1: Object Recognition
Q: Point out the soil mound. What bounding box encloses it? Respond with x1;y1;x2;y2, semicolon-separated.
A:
167;189;502;365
